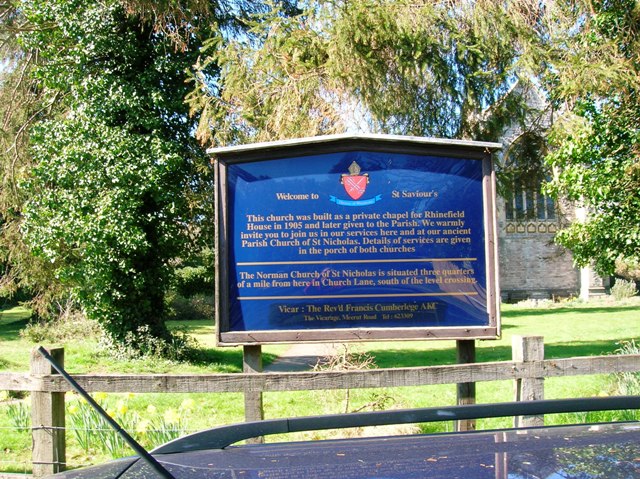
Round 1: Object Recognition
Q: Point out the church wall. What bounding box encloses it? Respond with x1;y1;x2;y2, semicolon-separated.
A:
496;198;580;301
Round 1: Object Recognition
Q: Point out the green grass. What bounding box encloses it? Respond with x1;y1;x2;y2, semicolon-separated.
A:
1;298;639;472
364;301;640;368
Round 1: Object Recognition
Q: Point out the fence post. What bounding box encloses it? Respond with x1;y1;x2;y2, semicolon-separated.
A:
512;336;544;427
30;347;66;477
455;339;476;431
243;345;264;444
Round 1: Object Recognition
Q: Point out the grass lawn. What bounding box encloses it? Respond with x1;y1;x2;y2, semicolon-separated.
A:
1;297;639;472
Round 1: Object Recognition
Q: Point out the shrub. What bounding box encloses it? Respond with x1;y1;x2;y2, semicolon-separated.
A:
20;310;102;343
166;293;214;321
173;266;213;298
98;325;199;362
611;278;637;301
313;345;395;415
615;256;640;281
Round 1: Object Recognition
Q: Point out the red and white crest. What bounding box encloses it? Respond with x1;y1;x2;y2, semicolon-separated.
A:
341;162;369;200
343;175;368;200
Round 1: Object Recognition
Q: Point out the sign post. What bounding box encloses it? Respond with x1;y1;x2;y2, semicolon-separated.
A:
456;339;477;431
242;344;264;443
212;134;501;346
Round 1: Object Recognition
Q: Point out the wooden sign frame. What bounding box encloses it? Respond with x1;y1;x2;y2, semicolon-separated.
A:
209;135;501;346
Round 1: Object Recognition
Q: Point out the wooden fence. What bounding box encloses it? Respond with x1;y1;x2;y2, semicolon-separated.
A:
1;335;639;478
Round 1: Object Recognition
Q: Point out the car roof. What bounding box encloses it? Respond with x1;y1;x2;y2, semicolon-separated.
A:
48;396;640;478
152;396;640;454
54;420;640;479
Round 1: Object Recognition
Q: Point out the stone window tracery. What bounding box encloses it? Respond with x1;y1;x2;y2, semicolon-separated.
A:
501;132;557;233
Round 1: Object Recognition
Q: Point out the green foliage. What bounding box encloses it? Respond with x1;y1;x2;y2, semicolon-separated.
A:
5;0;298;351
66;392;194;458
98;324;199;362
546;98;640;273
188;0;640;276
173;267;213;297
0;3;69;318
172;248;215;297
166;293;215;321
17;0;212;347
611;279;638;301
615;256;640;281
135;400;194;449
5;400;30;433
613;340;640;397
558;340;640;425
189;0;548;146
544;1;640;274
19;309;101;343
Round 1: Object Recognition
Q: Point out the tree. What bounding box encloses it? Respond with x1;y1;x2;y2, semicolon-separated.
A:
544;0;640;275
17;0;214;347
192;0;640;278
0;1;69;314
187;0;549;146
2;0;299;350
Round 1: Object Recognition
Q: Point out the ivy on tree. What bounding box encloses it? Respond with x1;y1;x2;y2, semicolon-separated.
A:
18;0;211;348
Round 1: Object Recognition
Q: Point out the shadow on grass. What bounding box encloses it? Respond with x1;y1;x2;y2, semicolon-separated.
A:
370;347;457;368
185;347;278;372
0;357;14;369
369;338;636;369
168;320;281;371
0;307;31;342
479;339;635;363
502;304;640;318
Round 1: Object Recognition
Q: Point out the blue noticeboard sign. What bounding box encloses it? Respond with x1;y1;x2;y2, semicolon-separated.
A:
212;134;501;345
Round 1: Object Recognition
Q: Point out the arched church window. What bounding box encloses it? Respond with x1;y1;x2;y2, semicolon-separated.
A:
502;133;555;222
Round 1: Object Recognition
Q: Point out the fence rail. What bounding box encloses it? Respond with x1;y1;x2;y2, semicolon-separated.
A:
2;355;639;394
0;336;639;478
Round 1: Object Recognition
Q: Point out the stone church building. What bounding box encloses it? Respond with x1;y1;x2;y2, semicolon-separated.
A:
496;187;607;302
495;87;608;302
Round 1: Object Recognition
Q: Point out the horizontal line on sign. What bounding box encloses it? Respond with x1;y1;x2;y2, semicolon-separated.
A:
238;292;479;301
237;258;478;266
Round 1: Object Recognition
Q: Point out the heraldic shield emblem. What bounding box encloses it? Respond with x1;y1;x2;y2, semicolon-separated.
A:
341;161;370;200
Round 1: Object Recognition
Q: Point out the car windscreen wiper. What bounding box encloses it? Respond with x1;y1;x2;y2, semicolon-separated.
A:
37;346;176;479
